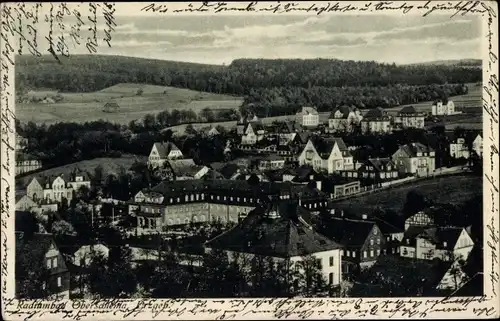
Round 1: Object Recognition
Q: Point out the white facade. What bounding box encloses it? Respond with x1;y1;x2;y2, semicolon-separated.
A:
361;120;392;134
432;100;459;116
148;143;184;168
450;138;470;159
26;175;91;204
328;110;363;132
297;107;319;128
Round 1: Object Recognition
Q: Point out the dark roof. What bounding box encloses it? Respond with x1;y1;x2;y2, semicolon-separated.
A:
205;200;342;257
365;158;395;172
104;102;119;108
16;152;39;162
312;137;351;158
450;272;484;297
363;107;390;120
398;142;434;157
153;142;181;158
329;105;355;119
320;217;377;247
294;132;312;144
15;211;39;234
402;226;465;250
371;216;404;234
218;163;242;179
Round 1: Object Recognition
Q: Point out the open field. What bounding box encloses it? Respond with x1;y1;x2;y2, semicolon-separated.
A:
16;154;147;189
332;174;482;214
16;83;243;125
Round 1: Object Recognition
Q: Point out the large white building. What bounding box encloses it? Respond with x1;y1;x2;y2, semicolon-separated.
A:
328;106;363;133
449;138;470;159
432;99;460;116
472;134;483;158
296;106;320;128
148;142;184;168
205;200;343;288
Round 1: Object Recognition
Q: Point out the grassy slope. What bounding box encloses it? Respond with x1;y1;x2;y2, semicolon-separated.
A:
16;154;147;189
332;174;482;214
16;83;243;125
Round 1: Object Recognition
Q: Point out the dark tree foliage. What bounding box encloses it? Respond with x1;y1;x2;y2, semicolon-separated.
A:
17;55;479;118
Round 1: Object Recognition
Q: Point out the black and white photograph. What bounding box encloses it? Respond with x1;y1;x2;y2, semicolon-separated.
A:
1;1;499;320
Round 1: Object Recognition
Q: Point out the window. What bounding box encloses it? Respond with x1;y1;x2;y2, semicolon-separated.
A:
316;259;322;269
329;273;334;285
370;239;374;246
352;252;356;258
52;257;57;268
47;259;52;269
329;256;334;267
377;238;380;245
370;250;374;257
363;251;367;258
57;276;62;287
376;249;380;256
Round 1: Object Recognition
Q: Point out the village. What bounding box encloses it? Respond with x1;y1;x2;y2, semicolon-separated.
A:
15;97;483;299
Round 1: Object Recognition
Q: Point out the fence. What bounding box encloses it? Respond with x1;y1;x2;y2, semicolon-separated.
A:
330;166;470;202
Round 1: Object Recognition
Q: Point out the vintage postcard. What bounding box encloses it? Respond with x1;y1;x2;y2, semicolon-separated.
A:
1;1;499;320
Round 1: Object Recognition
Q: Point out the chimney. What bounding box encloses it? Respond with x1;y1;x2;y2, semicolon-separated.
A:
316;180;322;191
362;214;367;220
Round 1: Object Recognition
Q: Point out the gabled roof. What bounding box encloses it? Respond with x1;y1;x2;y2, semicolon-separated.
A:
329;105;356;119
365;158;395;172
103;102;119;108
311;137;351;158
319;217;377;247
398;106;419;115
167;159;202;176
363;107;390;120
402;226;466;250
153;142;181;158
15;231;68;276
294;131;312;144
205;200;342;257
397;142;434;157
218;163;243;179
297;106;319;116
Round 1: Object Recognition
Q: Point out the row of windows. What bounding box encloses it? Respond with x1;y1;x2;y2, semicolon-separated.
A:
47;257;58;269
42;276;62;289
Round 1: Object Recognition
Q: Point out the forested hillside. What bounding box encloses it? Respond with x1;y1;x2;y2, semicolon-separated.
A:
16;55;481;117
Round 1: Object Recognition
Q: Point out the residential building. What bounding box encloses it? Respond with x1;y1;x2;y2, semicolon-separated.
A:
394;106;425;129
200;126;220;137
275;120;300;145
371;216;405;255
102;102;120;113
449;138;470;159
296;106;320;128
392;143;436;177
400;227;474;261
360;107;392;134
67;170;92;191
258;155;286;171
356;158;399;182
148;142;184;168
237;114;260;135
298;138;354;174
328;106;363;133
241;122;265;145
15;195;37;211
404;210;435;230
205;200;343;288
472;134;483;158
432;99;458;116
27;175;73;204
318;212;385;274
15;232;70;299
16;152;42;175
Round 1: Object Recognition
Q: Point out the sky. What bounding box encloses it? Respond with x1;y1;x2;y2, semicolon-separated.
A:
18;3;482;65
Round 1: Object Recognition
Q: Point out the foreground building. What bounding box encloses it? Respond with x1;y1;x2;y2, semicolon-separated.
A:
205;200;343;288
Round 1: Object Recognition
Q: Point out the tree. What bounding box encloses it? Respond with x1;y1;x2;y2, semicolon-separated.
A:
200;108;215;122
51;219;76;236
297;255;327;296
403;190;430;217
16;240;51;299
136;88;144;96
185;124;197;136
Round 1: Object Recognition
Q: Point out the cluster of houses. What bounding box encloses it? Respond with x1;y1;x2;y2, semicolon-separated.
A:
14;101;481;299
15;133;42;176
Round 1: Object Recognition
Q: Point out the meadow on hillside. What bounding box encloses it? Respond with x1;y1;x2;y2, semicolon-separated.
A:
16;83;243;125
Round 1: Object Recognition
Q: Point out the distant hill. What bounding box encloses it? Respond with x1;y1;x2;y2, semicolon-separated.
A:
408;59;482;67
